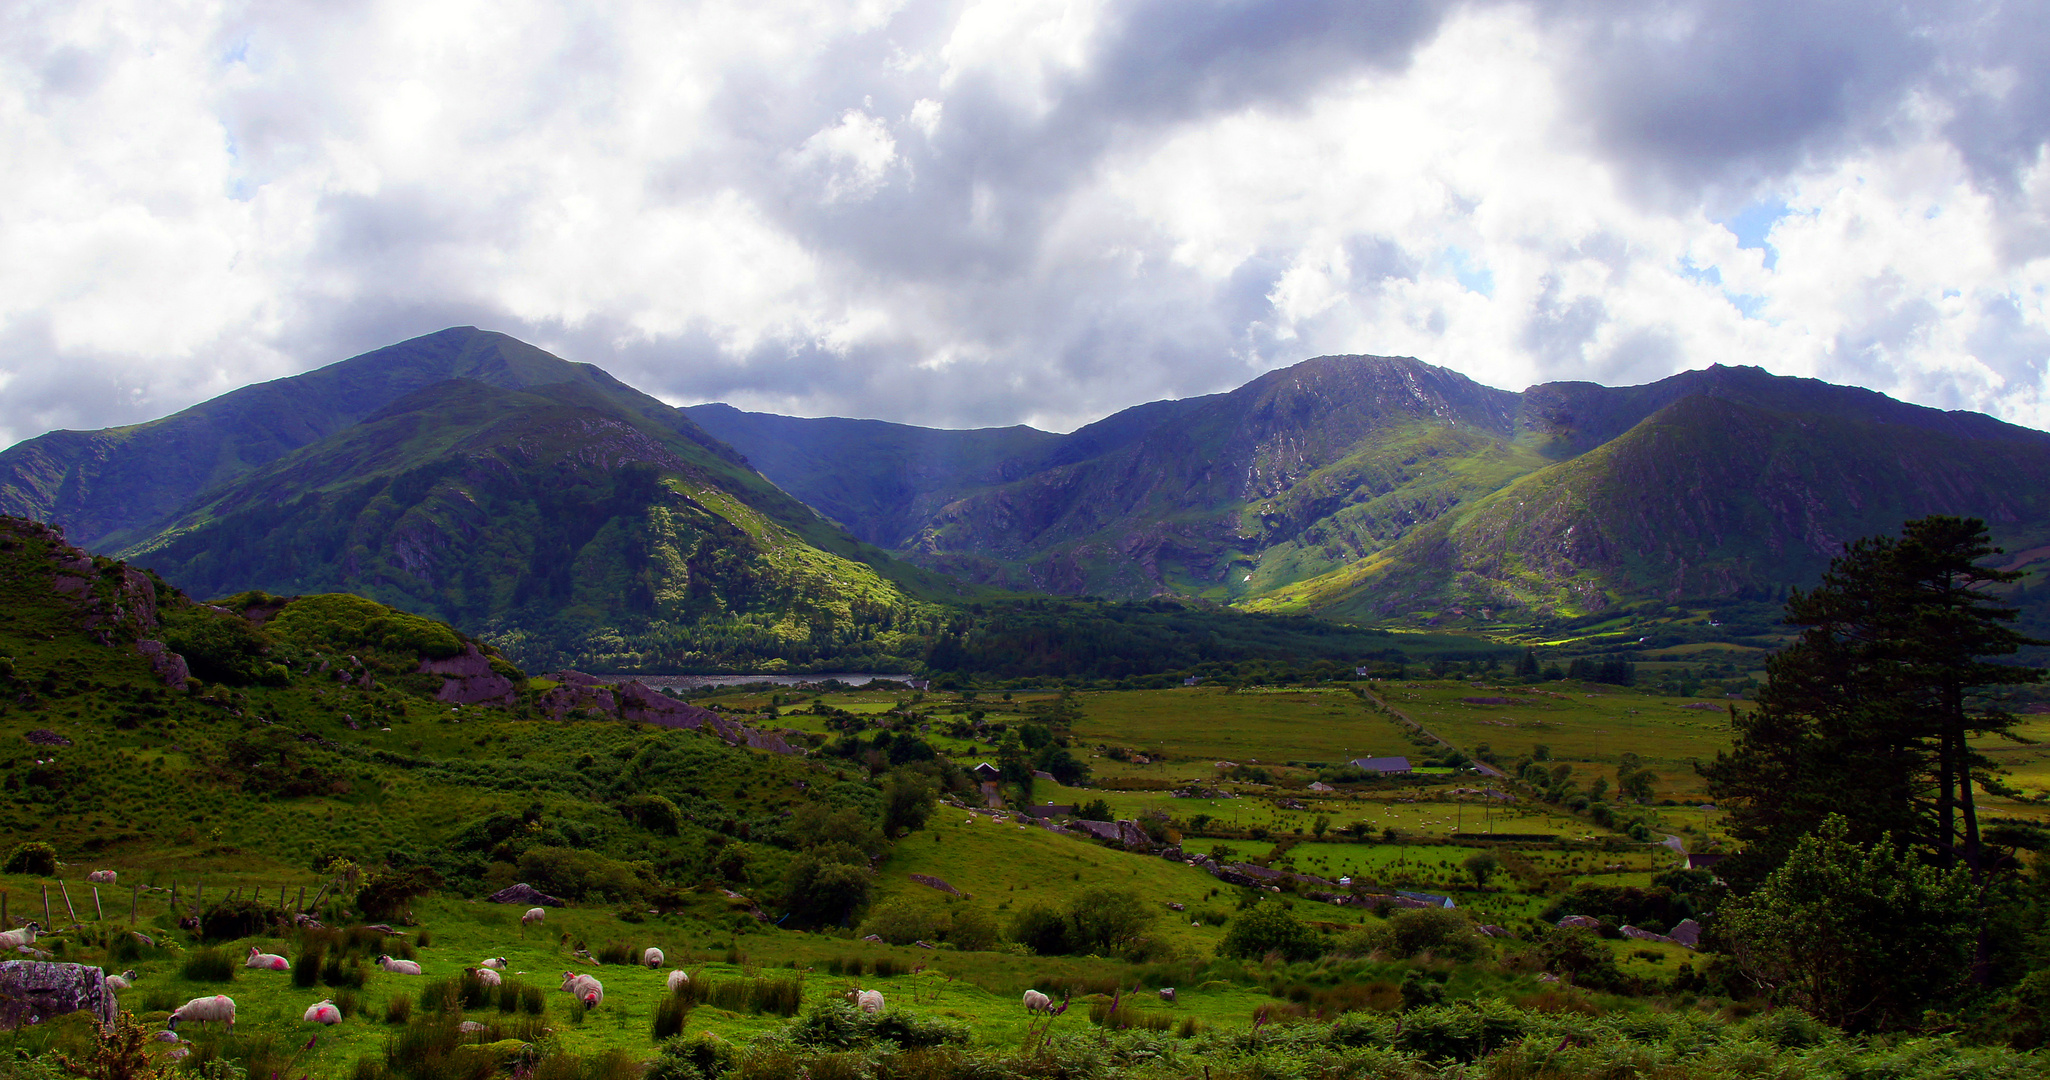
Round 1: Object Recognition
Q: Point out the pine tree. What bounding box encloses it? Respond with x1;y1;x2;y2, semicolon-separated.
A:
1702;516;2041;883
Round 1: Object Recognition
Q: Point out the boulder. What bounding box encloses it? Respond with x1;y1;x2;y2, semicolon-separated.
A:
1555;915;1603;930
132;640;190;691
0;961;114;1029
1668;919;1701;948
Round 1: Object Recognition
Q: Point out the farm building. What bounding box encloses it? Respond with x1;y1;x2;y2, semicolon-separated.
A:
1686;852;1727;871
971;762;1001;781
1024;803;1075;819
1350;756;1413;775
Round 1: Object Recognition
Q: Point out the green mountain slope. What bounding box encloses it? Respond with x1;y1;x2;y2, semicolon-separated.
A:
119;378;952;672
0;326;750;553
1266;391;2050;622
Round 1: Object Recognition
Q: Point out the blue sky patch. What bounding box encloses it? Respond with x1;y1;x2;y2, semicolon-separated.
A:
1718;198;1790;270
1443;247;1494;297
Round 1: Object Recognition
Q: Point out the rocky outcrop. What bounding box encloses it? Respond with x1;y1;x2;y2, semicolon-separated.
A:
484;883;564;907
536;672;803;754
0;960;114;1029
1556;915;1603;930
418;645;517;706
132;640;190;690
909;874;962;896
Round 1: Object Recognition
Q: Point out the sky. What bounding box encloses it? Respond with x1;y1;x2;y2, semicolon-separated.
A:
4;0;2050;445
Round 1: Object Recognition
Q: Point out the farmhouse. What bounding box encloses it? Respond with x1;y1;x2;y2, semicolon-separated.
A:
1686;852;1727;871
1023;803;1075;819
971;762;1001;782
1350;756;1413;775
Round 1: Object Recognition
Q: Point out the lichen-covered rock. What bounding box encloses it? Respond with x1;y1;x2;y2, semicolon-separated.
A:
0;960;114;1029
1556;915;1604;930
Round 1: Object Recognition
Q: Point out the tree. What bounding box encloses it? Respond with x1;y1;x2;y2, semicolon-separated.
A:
1463;851;1501;889
881;772;936;838
1717;815;1976;1031
782;853;873;927
1702;516;2041;881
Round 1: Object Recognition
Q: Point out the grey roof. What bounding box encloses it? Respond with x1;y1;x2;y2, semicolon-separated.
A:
1350;756;1413;773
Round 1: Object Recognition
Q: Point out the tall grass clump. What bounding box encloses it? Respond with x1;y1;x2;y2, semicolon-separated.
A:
698;974;803;1017
178;946;235;983
653;992;694;1041
596;941;636;965
293;944;324;988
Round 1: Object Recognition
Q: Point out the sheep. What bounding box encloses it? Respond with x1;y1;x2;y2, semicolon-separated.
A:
0;924;41;950
457;1020;488;1034
480;956;509;970
246;946;290;971
849;988;884;1014
1023;989;1053;1013
465;966;502;987
1158;987;1177;1004
643;947;664;969
376;955;422;975
522;907;546;928
168;995;236;1033
303;1000;342;1025
666;969;690;993
560;971;604;1010
86;870;117;885
104;970;138;991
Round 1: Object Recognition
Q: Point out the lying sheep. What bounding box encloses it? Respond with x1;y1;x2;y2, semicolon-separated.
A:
168;995;236;1033
1023;989;1053;1013
246;947;290;971
667;969;690;993
521;908;546;928
377;955;422;975
0;924;41;950
480;956;509;970
849;989;884;1014
643;947;664;969
560;971;604;1010
303;1000;341;1025
466;966;502;987
86;870;117;885
104;969;138;991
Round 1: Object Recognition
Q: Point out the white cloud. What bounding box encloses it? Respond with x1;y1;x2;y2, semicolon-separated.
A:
0;0;2046;443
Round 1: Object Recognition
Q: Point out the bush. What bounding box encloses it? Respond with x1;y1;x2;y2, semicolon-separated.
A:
1008;905;1071;956
357;867;441;920
622;795;682;835
1218;902;1321;962
647;1034;737;1080
947;904;999;951
517;846;651;903
293;945;323;988
780;854;872;928
1380;908;1488;963
858;899;947;946
384;994;413;1025
1;843;55;876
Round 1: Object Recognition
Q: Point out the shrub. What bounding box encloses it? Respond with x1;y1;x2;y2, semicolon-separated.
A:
947;904;999;951
648;1034;737;1080
622;794;683;835
384;994;413;1025
1008;905;1070;956
293;945;323;988
1218;902;1321;962
858;899;947;946
1;843;55;876
357;867;440;921
596;942;636;966
197;896;283;942
179;946;236;983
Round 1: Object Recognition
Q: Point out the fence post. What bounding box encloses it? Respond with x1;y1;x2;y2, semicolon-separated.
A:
296;886;305;914
58;881;76;925
92;886;102;922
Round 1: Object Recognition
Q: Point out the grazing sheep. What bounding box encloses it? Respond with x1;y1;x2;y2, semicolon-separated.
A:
1023;989;1053;1013
480;957;509;970
466;966;502;987
521;908;546;928
246;947;290;971
376;955;422;975
303;1000;341;1025
851;989;884;1014
104;970;139;991
457;1020;488;1034
666;969;690;993
1158;987;1176;1004
0;924;40;950
168;995;237;1033
643;947;664;969
560;971;604;1010
86;870;117;885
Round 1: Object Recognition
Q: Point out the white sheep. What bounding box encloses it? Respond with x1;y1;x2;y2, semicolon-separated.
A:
86;870;117;885
521;907;546;928
1023;989;1053;1013
168;995;236;1033
666;969;691;993
0;924;40;950
643;947;664;969
377;955;422;975
303;1000;341;1025
480;956;509;970
458;1020;489;1034
246;947;290;971
852;989;884;1014
466;966;502;987
104;969;138;991
560;971;603;1010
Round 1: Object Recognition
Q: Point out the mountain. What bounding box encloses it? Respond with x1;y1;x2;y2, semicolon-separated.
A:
0;326;761;553
695;357;2050;625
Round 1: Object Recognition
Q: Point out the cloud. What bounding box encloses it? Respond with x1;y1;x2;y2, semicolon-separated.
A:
0;0;2047;447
